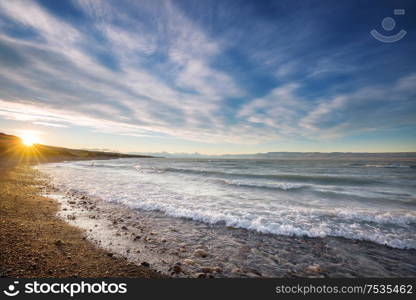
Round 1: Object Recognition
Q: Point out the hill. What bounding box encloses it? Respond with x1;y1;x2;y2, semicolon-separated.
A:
0;132;154;166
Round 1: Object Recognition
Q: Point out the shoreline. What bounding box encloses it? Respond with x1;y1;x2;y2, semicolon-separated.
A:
3;161;416;278
0;164;164;278
37;161;416;278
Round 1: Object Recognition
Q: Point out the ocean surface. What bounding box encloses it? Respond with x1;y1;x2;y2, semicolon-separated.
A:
37;157;416;250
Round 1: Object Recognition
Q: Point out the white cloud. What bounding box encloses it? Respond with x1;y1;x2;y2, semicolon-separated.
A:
0;0;415;148
299;73;416;138
32;121;69;128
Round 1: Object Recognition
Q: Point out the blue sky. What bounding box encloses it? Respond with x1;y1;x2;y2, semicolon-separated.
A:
0;0;415;154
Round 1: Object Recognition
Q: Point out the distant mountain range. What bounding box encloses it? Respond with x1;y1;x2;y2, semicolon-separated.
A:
1;132;414;165
129;151;416;160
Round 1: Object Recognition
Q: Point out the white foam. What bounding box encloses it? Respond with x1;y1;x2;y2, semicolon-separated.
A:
36;159;416;249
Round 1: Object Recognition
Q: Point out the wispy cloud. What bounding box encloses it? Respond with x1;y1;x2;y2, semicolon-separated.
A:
0;0;415;150
32;121;69;128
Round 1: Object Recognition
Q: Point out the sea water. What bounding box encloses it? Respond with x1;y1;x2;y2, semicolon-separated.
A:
37;157;416;249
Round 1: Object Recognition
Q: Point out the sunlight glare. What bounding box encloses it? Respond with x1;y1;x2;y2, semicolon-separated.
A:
20;132;41;146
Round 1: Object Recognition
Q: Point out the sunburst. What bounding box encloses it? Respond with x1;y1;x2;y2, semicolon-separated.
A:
20;132;41;146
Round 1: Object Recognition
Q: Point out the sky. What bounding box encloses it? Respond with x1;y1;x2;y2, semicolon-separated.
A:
0;0;415;154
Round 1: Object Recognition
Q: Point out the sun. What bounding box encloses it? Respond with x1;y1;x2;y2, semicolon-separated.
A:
20;132;41;146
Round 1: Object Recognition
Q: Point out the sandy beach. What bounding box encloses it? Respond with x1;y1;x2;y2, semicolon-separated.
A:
0;164;164;278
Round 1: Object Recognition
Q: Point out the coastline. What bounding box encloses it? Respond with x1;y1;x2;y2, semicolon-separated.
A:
2;161;416;278
37;160;416;278
0;164;164;278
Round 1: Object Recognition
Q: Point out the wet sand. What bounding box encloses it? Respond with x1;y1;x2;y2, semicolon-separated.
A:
0;165;164;278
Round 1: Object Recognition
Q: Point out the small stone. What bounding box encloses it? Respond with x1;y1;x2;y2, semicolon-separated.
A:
213;267;222;273
196;273;206;278
194;249;208;258
183;259;195;265
141;262;150;267
248;270;262;277
133;235;141;241
201;267;212;273
172;265;182;273
107;252;114;257
54;240;64;246
121;226;128;230
306;265;321;273
67;215;76;220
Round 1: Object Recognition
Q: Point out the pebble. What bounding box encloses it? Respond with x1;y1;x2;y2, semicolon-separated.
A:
172;265;182;273
183;259;195;265
54;240;64;246
306;264;321;273
194;249;208;258
201;267;212;273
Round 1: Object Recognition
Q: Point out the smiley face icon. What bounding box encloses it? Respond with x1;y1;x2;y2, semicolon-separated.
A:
371;9;407;43
3;282;20;297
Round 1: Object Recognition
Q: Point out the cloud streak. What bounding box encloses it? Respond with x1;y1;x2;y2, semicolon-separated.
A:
0;0;415;150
